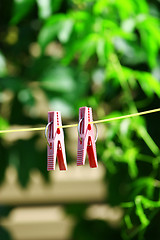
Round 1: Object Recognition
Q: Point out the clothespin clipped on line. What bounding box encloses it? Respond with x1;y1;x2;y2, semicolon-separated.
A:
77;107;98;168
45;107;98;171
45;111;67;171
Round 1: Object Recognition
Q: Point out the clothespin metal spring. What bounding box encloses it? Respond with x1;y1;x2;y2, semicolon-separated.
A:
45;121;53;146
77;118;98;144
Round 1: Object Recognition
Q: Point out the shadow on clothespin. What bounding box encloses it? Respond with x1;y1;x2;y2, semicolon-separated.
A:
45;111;67;171
77;107;98;168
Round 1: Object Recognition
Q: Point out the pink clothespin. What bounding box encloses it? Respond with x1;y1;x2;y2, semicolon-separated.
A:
45;111;67;171
77;107;98;168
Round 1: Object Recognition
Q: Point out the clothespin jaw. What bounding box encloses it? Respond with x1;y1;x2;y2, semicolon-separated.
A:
47;111;67;171
77;107;98;168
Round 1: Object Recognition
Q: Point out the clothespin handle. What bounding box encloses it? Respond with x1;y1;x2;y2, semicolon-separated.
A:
46;111;67;171
77;107;98;168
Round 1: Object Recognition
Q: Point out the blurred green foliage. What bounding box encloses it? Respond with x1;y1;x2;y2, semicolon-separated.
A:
0;0;160;239
0;226;12;240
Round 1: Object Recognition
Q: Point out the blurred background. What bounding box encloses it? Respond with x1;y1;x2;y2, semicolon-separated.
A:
0;0;160;239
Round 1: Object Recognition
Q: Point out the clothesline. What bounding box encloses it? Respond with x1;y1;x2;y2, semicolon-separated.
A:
0;107;160;134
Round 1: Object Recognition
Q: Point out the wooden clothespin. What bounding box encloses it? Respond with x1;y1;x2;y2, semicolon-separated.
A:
46;111;67;171
77;107;98;168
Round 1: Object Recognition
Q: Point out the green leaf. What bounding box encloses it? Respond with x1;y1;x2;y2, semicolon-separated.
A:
135;195;160;228
10;0;36;24
58;18;74;43
122;67;137;89
0;77;24;92
65;203;88;218
137;16;160;69
124;148;138;178
136;0;149;13
124;215;133;229
120;118;131;136
96;37;113;65
0;140;9;184
36;0;52;19
141;30;158;68
136;71;160;97
132;177;155;198
0;226;12;240
79;34;98;64
114;38;146;65
135;196;150;227
122;18;135;33
49;98;74;118
12;137;40;187
39;66;76;93
38;14;65;52
36;0;63;19
0;52;7;77
93;0;109;14
0;206;13;217
133;117;159;155
0;117;9;132
50;0;63;13
18;88;35;106
115;0;136;20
